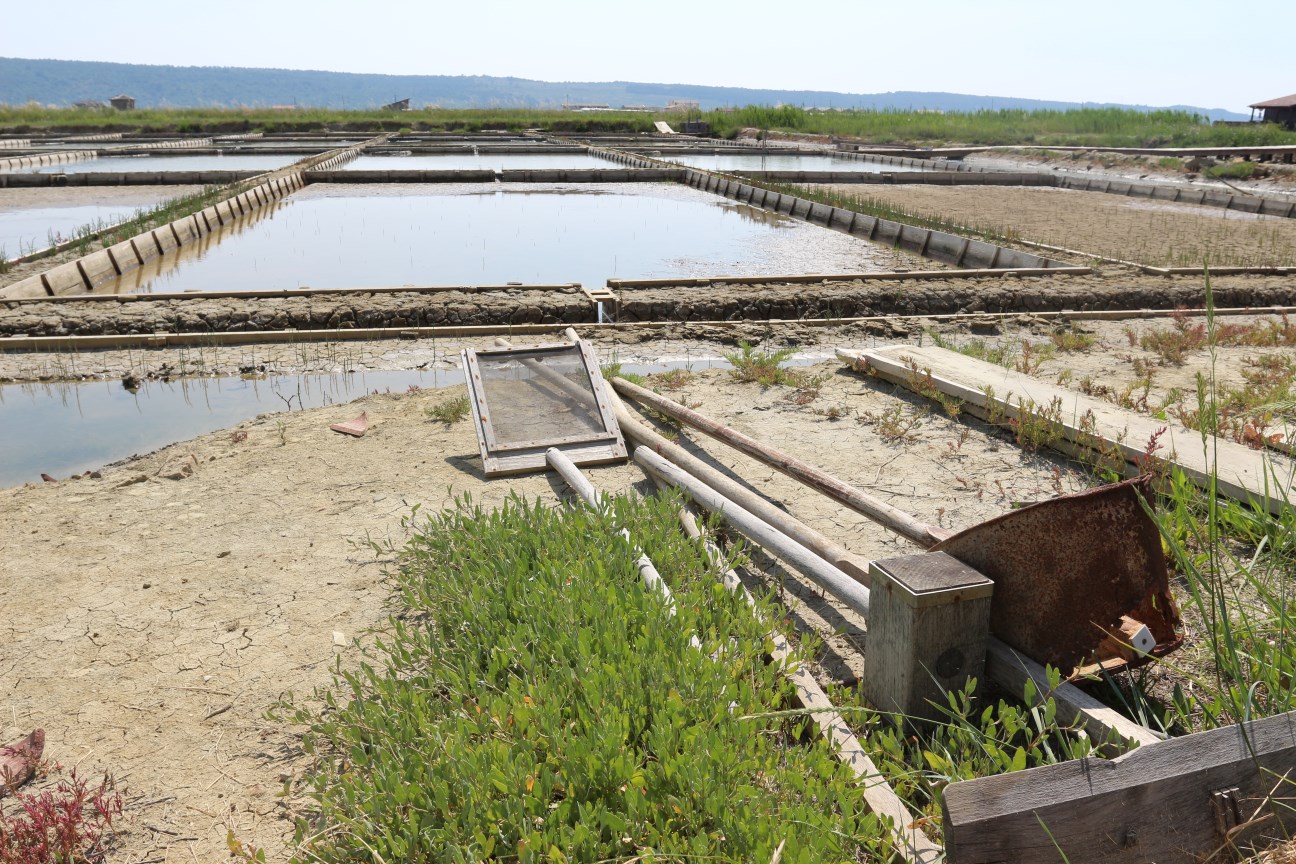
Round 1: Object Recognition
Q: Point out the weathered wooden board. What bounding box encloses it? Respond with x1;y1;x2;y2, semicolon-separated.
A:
942;710;1296;863
840;345;1295;515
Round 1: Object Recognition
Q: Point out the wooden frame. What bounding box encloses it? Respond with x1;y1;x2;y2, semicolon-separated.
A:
462;340;627;476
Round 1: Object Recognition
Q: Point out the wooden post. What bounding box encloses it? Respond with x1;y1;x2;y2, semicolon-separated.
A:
864;553;993;726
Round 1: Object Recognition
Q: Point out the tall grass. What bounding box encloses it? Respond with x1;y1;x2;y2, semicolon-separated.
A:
7;104;1296;147
707;105;1296;148
0;105;661;134
1146;279;1296;730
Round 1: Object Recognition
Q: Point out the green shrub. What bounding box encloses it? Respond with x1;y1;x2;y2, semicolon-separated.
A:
288;492;894;862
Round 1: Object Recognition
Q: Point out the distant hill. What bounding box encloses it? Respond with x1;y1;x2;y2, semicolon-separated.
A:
0;57;1250;121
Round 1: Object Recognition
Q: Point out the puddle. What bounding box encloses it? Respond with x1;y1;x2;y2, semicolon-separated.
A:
91;182;920;295
10;153;306;174
341;153;620;170
656;154;926;173
0;355;828;487
0;369;448;487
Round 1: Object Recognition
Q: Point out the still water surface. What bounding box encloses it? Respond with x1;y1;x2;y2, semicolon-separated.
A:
657;153;925;173
341;153;618;170
0;357;781;486
101;183;911;294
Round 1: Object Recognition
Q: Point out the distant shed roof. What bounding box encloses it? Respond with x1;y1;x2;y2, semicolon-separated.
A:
1250;93;1296;109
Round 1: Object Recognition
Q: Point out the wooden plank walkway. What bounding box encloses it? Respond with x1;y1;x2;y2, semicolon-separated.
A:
840;345;1295;515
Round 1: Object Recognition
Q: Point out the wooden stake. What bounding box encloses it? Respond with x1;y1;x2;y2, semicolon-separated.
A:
612;377;944;547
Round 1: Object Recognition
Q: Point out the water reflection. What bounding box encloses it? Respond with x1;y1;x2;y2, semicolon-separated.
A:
0;368;452;487
0;356;831;487
90;182;901;295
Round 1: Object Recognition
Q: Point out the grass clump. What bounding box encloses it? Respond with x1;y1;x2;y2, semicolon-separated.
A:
1049;328;1097;352
599;362;646;387
1203;160;1260;180
927;330;1018;368
645;367;695;390
287;492;892;862
425;392;470;425
723;341;816;387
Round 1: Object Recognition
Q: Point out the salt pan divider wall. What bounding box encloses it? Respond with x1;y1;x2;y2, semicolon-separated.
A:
0;140;375;299
0;150;99;171
117;137;215;152
590;147;1077;271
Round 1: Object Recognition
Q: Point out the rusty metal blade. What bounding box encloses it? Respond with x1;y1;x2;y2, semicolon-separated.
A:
932;476;1181;674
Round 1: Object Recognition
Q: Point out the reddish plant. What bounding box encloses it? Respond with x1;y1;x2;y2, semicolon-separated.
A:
0;771;123;864
1137;426;1169;475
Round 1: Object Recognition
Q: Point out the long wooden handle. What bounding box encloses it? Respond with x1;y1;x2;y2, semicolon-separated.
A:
611;376;943;547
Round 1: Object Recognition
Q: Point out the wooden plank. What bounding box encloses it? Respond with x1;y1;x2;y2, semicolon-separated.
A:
841;346;1295;515
941;710;1296;863
984;639;1163;750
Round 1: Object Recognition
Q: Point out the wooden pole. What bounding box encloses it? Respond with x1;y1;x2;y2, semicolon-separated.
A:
612;376;945;547
544;447;690;638
636;447;873;618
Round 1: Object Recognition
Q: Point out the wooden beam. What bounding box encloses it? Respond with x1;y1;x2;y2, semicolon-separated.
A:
984;640;1163;750
941;710;1296;863
611;376;945;547
840;346;1295;516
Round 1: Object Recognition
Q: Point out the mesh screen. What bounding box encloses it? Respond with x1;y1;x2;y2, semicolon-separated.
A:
476;347;608;447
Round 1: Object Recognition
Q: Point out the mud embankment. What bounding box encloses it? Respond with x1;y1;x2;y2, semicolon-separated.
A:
0;289;591;337
3;275;1295;338
615;274;1296;322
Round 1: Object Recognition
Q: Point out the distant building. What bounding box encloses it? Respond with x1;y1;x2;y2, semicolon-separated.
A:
1249;93;1296;129
666;99;701;113
73;100;105;110
110;94;135;111
562;103;610;112
381;98;411;112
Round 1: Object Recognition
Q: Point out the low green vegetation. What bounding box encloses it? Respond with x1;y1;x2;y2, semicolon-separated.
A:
722;340;820;387
285;492;892;862
7;104;1295;149
425;393;470;425
1203;160;1261;180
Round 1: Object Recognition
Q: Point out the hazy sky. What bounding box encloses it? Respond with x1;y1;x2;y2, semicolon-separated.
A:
2;0;1286;112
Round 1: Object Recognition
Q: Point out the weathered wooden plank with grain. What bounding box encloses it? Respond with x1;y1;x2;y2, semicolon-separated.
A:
941;710;1296;863
839;345;1295;515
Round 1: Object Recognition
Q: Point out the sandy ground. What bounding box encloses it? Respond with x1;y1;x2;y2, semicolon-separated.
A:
1;333;1109;861
814;183;1296;267
966;150;1296;198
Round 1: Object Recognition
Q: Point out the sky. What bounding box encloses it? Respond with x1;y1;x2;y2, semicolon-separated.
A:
1;0;1286;113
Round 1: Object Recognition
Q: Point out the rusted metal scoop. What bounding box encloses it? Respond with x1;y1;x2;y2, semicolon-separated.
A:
933;476;1181;674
